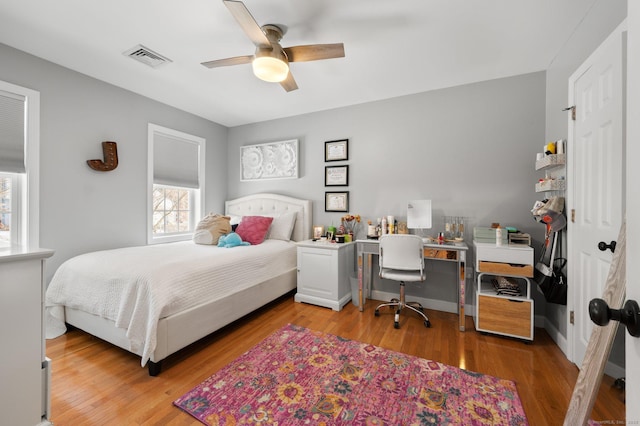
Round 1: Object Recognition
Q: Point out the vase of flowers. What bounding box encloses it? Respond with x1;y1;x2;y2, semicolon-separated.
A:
341;214;361;239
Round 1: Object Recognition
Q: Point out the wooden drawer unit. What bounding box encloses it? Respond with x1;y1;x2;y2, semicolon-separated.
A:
473;241;535;342
476;294;533;340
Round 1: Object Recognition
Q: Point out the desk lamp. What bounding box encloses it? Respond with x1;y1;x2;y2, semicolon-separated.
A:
407;200;432;243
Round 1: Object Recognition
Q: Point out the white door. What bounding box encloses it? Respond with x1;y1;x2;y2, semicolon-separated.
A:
568;24;624;367
626;3;640;421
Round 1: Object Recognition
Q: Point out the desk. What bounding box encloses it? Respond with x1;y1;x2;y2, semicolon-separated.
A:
356;239;469;331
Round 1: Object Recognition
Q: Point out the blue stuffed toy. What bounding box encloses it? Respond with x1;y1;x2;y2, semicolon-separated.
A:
218;232;250;248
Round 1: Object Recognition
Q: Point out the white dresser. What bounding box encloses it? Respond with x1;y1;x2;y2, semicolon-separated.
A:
0;247;54;425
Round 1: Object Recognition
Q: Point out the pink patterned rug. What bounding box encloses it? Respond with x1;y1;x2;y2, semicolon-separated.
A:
174;324;528;425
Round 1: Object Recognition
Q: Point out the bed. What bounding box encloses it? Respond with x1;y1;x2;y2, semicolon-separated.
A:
45;193;311;375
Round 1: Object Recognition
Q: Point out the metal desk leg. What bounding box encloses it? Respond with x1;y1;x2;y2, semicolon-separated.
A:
458;250;466;331
357;250;364;312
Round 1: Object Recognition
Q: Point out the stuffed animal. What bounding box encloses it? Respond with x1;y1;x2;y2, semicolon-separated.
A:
217;232;250;248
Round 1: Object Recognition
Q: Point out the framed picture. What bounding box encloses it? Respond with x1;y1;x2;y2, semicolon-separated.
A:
325;139;348;162
325;191;349;212
313;225;324;239
325;165;348;186
240;139;298;181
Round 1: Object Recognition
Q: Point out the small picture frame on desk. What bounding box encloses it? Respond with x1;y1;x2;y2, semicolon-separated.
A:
325;139;348;162
325;191;349;212
313;225;324;239
325;165;348;186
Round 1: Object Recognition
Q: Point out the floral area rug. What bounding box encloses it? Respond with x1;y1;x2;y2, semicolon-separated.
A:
174;324;528;425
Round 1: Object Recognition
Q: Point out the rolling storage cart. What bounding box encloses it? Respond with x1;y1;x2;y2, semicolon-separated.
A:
474;242;535;341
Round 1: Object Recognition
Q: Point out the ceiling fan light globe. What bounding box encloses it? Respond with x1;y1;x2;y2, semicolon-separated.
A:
253;56;289;82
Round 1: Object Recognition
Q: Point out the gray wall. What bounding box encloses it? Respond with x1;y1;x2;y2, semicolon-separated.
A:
543;0;627;366
0;43;229;281
227;72;546;310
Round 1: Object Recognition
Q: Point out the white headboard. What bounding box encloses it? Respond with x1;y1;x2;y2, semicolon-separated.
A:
225;193;312;242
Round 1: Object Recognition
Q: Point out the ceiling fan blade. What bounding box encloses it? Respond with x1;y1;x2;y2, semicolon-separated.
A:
223;0;271;47
284;43;345;62
201;55;253;68
280;72;298;92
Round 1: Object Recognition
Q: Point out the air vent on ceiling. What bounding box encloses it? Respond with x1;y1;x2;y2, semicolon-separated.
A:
123;44;172;68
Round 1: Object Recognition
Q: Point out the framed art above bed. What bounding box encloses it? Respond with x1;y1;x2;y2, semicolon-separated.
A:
240;140;298;181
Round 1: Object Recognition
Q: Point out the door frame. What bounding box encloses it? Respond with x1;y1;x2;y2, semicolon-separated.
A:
566;19;627;370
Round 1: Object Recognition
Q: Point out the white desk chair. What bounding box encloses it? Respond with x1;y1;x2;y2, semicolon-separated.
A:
375;234;431;328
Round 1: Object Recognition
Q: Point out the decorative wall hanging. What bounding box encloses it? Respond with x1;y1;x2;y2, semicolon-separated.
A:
240;139;298;181
325;191;349;212
324;139;348;162
325;165;348;186
87;141;118;171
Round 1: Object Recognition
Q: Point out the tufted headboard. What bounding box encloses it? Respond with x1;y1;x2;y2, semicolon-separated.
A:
225;193;312;242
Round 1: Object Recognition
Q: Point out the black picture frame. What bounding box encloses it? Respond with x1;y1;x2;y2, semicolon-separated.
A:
325;191;349;212
325;165;349;186
324;139;349;162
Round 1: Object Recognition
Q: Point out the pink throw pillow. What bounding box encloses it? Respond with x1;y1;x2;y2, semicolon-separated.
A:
235;216;274;245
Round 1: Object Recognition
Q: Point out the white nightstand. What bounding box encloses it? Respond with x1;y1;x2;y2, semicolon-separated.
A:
295;240;355;311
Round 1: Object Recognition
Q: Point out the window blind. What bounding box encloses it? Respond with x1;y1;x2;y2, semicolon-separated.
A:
0;90;26;173
153;133;200;188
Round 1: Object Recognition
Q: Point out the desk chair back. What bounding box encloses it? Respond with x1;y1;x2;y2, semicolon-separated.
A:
379;234;425;279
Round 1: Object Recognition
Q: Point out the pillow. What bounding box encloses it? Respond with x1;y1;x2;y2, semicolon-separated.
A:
193;214;231;245
266;212;297;241
234;216;273;245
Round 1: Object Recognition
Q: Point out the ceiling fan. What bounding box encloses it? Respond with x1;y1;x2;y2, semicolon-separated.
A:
201;0;345;92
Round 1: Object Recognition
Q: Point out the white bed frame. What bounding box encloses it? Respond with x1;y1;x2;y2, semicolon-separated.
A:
64;193;311;375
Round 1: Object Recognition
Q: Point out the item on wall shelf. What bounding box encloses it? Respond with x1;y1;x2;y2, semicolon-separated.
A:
325;191;348;212
324;139;348;162
325;165;348;186
87;141;118;171
240;139;298;181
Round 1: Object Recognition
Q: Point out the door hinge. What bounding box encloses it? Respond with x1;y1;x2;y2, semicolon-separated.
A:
570;310;575;325
571;209;576;223
563;105;576;121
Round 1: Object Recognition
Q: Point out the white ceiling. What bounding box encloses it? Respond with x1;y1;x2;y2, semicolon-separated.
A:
0;0;594;127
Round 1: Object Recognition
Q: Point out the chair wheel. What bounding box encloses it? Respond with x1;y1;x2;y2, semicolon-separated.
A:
394;322;400;329
374;309;380;317
424;320;431;328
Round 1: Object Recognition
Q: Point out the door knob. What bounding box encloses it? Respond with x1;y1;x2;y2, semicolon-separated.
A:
598;240;617;253
589;298;640;337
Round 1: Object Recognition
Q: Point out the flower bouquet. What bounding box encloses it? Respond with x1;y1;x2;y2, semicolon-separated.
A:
341;214;361;237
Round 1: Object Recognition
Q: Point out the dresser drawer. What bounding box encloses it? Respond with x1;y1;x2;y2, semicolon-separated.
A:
477;295;533;340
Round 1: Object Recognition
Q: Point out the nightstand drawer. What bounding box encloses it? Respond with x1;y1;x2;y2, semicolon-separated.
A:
477;295;533;339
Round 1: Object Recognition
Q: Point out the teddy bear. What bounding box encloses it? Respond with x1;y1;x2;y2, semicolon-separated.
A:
217;232;250;248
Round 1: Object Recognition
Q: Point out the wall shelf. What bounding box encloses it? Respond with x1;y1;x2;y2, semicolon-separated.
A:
536;179;566;192
535;153;566;171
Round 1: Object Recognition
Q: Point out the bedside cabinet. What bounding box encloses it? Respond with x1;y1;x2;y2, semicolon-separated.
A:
295;241;355;311
473;242;534;341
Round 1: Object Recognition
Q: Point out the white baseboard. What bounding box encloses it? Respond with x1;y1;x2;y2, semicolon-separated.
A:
543;318;625;379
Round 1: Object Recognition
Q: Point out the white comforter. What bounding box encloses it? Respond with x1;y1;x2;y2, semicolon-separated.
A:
45;240;296;365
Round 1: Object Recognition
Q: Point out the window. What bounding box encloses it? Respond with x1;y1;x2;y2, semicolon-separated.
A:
152;185;194;235
0;174;12;247
148;124;205;244
0;81;40;248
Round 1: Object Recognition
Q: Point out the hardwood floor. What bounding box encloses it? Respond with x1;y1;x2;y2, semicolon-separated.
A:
46;294;625;425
